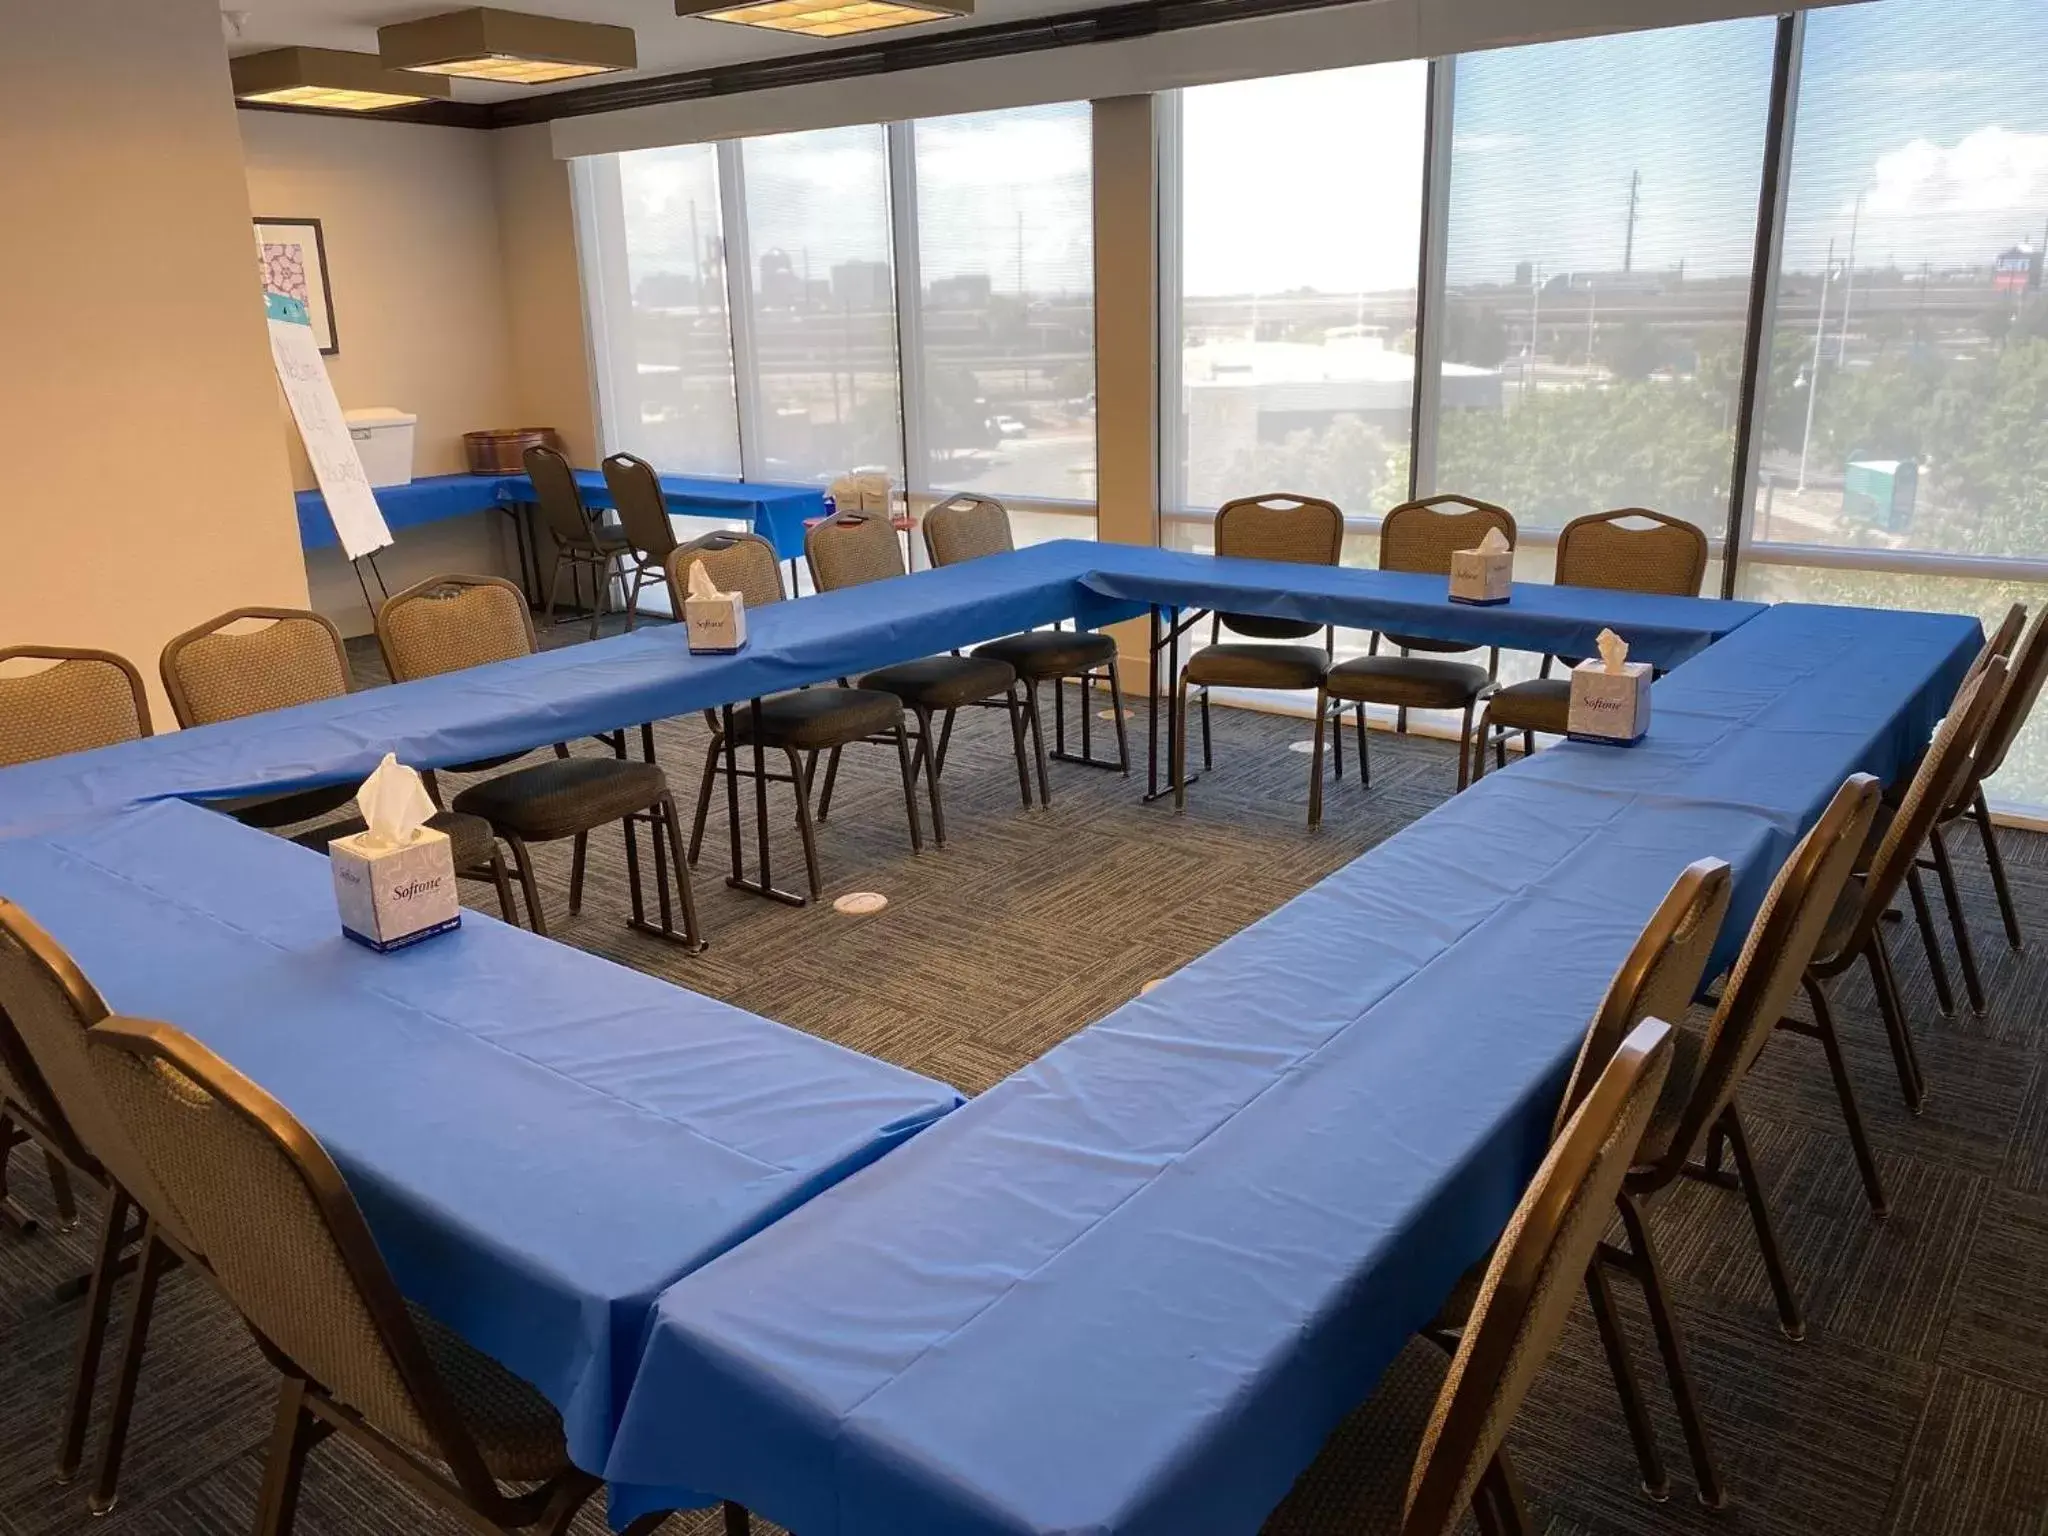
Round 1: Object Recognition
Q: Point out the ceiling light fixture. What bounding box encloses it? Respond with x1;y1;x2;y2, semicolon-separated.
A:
230;47;452;111
378;8;637;86
675;0;972;40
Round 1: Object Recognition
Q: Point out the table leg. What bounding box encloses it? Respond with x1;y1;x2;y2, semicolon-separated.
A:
1143;605;1198;804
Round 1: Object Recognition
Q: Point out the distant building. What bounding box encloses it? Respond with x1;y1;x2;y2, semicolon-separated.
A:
928;273;992;309
758;248;802;309
1993;245;2042;295
832;260;893;309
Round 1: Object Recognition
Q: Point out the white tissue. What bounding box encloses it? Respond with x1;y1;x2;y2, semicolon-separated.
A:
1475;527;1511;555
1596;628;1630;674
357;753;436;850
685;558;723;602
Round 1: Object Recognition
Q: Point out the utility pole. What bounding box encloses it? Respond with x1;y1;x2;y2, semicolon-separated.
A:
1015;209;1025;297
1837;191;1862;367
1585;278;1597;371
1798;237;1835;493
1623;169;1641;274
1526;264;1542;397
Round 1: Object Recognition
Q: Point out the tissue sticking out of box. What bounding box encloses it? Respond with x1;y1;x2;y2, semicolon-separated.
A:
1473;527;1511;556
686;558;724;603
828;474;862;513
357;753;435;851
1596;628;1630;675
856;471;893;513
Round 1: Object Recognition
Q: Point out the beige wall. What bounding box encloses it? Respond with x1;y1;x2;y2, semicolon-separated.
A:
493;124;600;465
0;0;306;724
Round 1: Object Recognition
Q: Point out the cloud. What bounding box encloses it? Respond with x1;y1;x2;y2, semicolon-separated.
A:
1864;125;2048;221
1451;131;1530;156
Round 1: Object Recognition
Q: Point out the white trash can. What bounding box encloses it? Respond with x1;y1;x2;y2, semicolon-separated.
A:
344;408;418;488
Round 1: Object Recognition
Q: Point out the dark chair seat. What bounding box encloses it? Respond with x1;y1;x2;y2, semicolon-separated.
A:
724;687;904;751
406;1304;570;1483
1484;675;1573;734
292;810;500;873
1383;632;1481;656
453;757;666;844
209;782;359;831
1183;642;1329;691
1259;1336;1449;1535
1326;654;1492;710
971;628;1117;679
858;654;1017;711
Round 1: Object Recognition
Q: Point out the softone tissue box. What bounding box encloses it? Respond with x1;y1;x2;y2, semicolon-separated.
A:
331;827;461;952
1567;660;1654;745
1449;547;1513;605
685;592;747;653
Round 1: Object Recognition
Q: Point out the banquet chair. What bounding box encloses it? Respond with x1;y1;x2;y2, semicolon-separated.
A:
671;531;923;901
0;899;201;1510
1259;1017;1674;1536
922;491;1129;804
376;574;702;947
82;1016;687;1536
1174;493;1344;827
1588;773;1882;1511
807;510;1030;844
163;605;518;923
0;646;152;768
1791;660;2005;1162
1321;495;1515;798
600;452;681;630
527;443;632;641
1471;509;1709;781
1905;604;2046;1015
1426;856;1732;1506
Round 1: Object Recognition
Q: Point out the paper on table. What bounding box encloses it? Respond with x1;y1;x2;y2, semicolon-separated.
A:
358;753;436;850
1474;527;1511;556
1596;628;1630;674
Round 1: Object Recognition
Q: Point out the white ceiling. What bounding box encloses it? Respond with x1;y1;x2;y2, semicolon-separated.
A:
222;0;1121;101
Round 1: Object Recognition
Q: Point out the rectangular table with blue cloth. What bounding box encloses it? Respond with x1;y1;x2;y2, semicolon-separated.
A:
294;471;824;561
599;600;1980;1536
0;798;962;1473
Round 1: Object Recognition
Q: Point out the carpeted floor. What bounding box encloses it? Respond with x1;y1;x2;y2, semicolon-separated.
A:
4;616;2048;1536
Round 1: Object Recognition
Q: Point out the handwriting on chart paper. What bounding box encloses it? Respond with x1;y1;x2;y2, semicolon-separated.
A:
266;307;392;561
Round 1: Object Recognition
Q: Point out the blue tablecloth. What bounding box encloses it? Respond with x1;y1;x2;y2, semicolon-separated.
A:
0;799;961;1473
294;471;824;560
1078;544;1764;671
600;600;1980;1536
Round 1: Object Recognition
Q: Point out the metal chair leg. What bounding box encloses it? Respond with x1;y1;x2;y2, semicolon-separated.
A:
1024;683;1053;809
1307;686;1328;829
723;1502;753;1535
1719;1105;1803;1341
505;834;549;938
1472;1449;1536;1536
818;746;845;823
545;550;568;630
1613;1194;1725;1509
689;733;724;863
892;722;924;853
252;1377;320;1536
0;1118;37;1236
1199;685;1213;771
89;1223;173;1514
1108;664;1131;775
909;707;947;846
1866;931;1925;1111
1172;671;1191;812
625;565;645;633
1584;1262;1669;1501
1471;703;1496;784
1905;865;1956;1016
1455;699;1476;792
783;747;825;900
1928;825;1988;1015
57;1188;132;1483
1973;788;2024;950
568;831;589;916
1330;695;1344;781
1006;683;1036;810
484;853;521;928
653;793;705;948
1356;703;1370;789
1800;973;1888;1216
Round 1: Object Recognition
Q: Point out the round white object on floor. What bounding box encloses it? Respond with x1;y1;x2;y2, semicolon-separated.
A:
1288;739;1320;754
833;892;889;916
1097;708;1136;721
1140;977;1166;995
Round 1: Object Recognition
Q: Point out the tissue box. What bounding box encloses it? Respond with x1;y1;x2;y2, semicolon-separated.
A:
1567;660;1654;745
685;592;747;653
330;827;461;952
1449;547;1513;605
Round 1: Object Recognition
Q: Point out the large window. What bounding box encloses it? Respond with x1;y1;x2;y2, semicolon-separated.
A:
1426;19;1778;533
1166;61;1429;544
910;102;1095;521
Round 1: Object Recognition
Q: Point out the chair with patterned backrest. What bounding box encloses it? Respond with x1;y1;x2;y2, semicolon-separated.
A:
1260;1017;1674;1536
1591;773;1883;1510
600;453;681;630
1790;657;2007;1150
1906;605;2046;1016
526;444;631;641
923;492;1129;804
0;899;200;1507
1175;493;1346;827
807;511;1030;846
375;574;703;947
82;1015;694;1536
1320;495;1516;800
1472;509;1709;781
666;532;923;903
0;647;152;769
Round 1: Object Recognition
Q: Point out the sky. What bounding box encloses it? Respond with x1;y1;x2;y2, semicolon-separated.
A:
610;0;2048;300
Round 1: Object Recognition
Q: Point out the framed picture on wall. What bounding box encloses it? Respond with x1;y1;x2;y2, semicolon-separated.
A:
253;216;339;354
